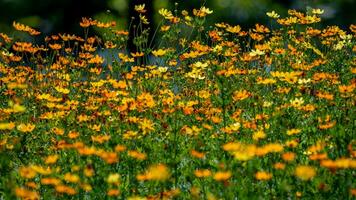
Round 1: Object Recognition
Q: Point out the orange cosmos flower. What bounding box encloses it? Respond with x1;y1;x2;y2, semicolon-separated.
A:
107;189;120;196
213;171;231;181
282;152;296;162
64;173;80;183
88;55;104;64
41;177;61;186
137;164;170;181
128;150;146;160
255;171;272;180
44;155;59;165
19;166;37;179
55;184;76;195
96;21;116;28
232;90;251;101
339;85;354;93
190;150;205;159
13;21;40;35
0;33;12;43
49;43;62;50
274;162;286;170
193;6;213;17
226;25;241;34
194;169;212;178
79;17;97;28
91;135;111;144
130;52;144;57
15;188;39;200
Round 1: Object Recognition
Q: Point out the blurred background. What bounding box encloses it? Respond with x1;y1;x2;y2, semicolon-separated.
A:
0;0;355;37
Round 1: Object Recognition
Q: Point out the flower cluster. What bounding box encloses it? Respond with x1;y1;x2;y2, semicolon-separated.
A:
0;5;355;200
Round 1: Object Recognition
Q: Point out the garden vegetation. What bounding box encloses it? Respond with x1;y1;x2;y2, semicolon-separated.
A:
0;3;355;199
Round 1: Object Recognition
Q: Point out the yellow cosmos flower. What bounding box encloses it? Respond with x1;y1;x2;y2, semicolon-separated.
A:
312;8;324;15
55;86;70;94
249;49;265;56
137;164;170;181
0;122;15;130
134;4;146;13
17;123;35;133
139;14;149;25
226;25;241;33
107;173;120;185
160;25;170;31
12;103;26;113
64;173;80;183
266;11;280;18
193;6;213;17
290;97;304;108
287;129;301;136
252;130;266;141
295;165;316;180
159;8;174;20
152;49;167;57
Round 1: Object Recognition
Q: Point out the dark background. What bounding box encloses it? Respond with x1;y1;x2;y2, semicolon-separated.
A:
0;0;355;37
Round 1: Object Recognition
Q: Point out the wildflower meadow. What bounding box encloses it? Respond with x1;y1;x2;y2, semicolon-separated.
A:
0;3;355;199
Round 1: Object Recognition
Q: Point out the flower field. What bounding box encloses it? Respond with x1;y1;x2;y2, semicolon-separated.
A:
0;4;355;199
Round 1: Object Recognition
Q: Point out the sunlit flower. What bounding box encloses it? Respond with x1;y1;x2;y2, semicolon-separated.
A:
287;129;301;136
139;14;149;24
290;97;304;108
17;123;35;133
152;49;167;57
19;167;37;179
213;171;231;181
107;173;120;185
252;130;266;141
312;8;324;15
13;21;40;35
194;169;212;178
15;188;39;200
107;189;120;196
282;152;296;162
266;11;280;18
233;90;251;101
137;164;170;181
226;25;241;33
0;122;15;130
255;171;272;180
193;6;213;17
135;4;146;13
295;165;316;180
159;8;174;20
45;155;59;165
55;184;77;195
64;173;80;183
